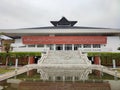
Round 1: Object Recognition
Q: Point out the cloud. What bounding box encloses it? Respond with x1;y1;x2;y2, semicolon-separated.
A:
0;0;119;29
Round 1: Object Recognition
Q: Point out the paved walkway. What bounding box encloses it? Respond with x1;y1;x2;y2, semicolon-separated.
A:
0;64;120;81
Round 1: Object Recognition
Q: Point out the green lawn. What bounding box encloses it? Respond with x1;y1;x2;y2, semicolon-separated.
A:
117;69;120;72
0;68;14;74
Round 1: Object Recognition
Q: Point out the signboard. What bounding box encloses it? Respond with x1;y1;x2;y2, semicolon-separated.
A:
22;36;107;44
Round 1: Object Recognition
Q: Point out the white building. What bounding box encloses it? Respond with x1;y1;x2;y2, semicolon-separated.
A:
0;17;120;52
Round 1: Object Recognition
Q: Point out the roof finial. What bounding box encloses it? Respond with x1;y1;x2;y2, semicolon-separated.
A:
50;17;77;27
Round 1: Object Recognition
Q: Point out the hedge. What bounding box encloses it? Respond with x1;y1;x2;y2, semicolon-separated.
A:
0;52;41;65
0;52;120;66
0;52;41;58
88;52;120;66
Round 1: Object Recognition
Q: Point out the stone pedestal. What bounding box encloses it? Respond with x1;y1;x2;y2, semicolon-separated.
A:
94;56;100;65
28;56;34;64
94;56;101;77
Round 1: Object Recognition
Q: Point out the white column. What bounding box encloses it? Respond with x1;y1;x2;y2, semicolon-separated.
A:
113;59;116;68
53;76;56;81
54;44;56;51
15;59;18;70
72;76;75;82
72;44;74;51
92;56;94;61
26;45;28;48
44;44;47;48
63;44;65;51
63;76;65;81
35;45;37;48
15;59;18;75
91;44;93;51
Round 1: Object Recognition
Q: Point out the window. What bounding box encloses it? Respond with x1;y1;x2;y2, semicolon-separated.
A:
47;44;54;50
56;76;62;81
75;76;79;81
65;44;72;50
65;76;72;81
74;44;81;50
37;44;44;47
19;46;26;48
28;45;35;47
93;44;101;48
56;44;63;50
83;44;91;48
49;77;52;81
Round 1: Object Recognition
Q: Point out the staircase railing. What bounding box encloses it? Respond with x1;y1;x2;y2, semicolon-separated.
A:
38;49;50;64
78;48;91;65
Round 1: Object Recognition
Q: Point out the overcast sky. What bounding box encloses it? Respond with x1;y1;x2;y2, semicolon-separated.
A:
0;0;120;29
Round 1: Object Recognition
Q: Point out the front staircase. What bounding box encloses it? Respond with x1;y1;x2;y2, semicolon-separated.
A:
38;50;91;65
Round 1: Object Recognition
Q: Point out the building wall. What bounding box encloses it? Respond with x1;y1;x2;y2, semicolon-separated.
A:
106;36;120;51
15;38;22;43
11;36;120;52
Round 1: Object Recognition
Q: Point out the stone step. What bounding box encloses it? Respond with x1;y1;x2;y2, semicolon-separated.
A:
41;50;90;65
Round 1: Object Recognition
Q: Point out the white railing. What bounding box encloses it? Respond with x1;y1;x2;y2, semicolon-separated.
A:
38;49;50;64
78;49;91;65
38;53;47;64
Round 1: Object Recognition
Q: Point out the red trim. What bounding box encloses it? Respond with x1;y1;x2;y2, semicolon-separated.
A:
22;36;107;44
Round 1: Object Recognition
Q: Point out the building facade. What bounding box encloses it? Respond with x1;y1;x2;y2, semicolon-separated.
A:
0;17;120;52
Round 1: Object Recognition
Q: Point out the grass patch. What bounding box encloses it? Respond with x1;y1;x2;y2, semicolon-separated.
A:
117;69;120;72
0;68;14;74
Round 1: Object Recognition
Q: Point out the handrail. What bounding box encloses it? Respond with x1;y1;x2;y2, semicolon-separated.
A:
78;49;91;65
38;49;49;64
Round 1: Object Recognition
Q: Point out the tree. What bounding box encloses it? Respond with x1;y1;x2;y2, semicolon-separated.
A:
4;43;10;67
